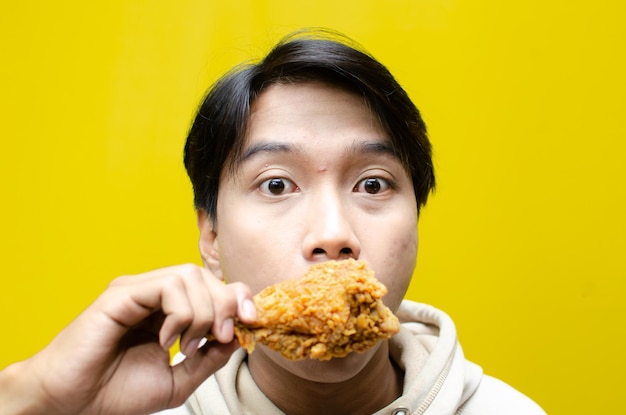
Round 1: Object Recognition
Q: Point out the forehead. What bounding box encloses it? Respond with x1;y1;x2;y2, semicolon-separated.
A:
250;80;371;117
243;81;391;152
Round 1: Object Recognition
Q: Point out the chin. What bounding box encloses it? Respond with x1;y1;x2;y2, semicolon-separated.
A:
257;342;383;384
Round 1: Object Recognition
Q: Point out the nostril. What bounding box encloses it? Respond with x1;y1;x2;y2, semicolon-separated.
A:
311;247;354;259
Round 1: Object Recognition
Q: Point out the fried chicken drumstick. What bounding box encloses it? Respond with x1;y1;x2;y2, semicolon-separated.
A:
215;259;400;361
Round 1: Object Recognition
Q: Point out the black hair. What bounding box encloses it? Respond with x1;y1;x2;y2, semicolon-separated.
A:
184;29;435;219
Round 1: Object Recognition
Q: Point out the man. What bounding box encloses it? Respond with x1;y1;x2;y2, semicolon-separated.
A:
0;30;545;414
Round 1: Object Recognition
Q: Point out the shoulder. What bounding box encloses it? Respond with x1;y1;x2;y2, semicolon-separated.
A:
460;375;546;415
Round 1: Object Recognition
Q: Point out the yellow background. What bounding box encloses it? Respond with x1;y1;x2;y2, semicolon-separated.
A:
1;1;624;413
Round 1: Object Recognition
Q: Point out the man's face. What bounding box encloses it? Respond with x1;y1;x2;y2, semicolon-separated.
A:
201;80;419;378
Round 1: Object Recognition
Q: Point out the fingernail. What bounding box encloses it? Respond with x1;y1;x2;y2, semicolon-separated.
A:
242;299;257;320
163;335;178;351
183;338;201;357
221;318;234;339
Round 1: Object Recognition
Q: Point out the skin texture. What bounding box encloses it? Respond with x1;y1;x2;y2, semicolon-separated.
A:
198;81;419;414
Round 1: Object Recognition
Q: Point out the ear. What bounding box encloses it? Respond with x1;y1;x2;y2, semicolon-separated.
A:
197;209;222;280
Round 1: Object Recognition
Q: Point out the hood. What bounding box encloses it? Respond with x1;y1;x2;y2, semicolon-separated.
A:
378;300;483;415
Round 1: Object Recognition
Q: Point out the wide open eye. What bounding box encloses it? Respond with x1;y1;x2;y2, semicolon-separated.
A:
259;177;298;195
354;177;391;194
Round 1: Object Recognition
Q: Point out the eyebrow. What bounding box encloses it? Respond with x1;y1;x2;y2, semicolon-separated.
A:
240;142;303;162
239;139;399;163
348;141;398;159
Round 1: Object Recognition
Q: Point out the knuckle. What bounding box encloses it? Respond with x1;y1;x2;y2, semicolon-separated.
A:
169;307;195;326
190;300;215;325
108;274;132;287
161;272;185;290
174;308;195;326
177;263;203;278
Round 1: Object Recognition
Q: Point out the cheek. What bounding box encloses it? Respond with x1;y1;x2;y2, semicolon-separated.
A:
370;211;418;311
216;234;272;294
374;204;418;263
214;196;261;284
215;197;302;293
387;231;418;309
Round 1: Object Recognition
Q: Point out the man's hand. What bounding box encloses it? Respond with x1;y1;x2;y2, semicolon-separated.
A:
0;264;256;415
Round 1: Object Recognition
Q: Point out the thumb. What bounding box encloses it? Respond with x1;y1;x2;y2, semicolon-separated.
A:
167;340;239;407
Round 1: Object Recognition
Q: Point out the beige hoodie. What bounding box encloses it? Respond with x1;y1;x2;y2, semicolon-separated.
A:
155;301;545;415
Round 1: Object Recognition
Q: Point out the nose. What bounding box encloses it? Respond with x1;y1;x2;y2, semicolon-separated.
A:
301;192;361;261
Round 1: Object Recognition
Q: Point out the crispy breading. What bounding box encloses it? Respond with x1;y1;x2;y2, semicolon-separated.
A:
232;259;400;361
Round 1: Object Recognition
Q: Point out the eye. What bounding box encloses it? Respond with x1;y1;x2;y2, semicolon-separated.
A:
259;177;298;195
354;177;391;194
